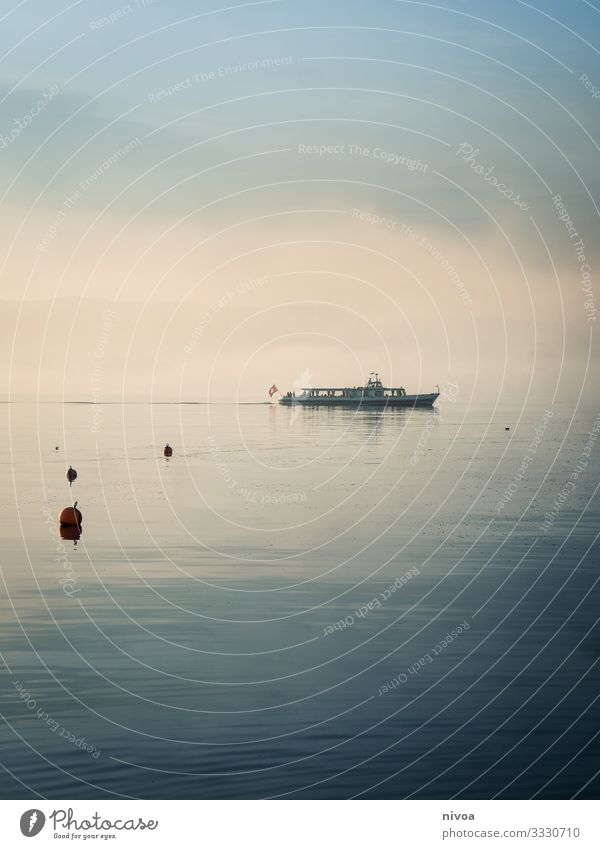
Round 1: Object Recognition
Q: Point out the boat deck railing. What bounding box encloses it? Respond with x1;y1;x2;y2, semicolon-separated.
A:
288;387;410;398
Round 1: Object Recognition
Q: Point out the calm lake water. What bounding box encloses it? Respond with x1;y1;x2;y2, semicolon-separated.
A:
0;400;599;799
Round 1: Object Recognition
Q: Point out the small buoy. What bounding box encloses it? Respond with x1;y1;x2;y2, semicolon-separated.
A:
164;443;173;457
59;501;82;527
67;465;78;486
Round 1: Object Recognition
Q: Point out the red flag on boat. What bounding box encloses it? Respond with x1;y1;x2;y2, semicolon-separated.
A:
268;384;279;397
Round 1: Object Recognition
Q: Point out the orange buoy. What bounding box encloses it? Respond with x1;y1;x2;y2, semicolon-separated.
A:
59;501;82;527
164;443;173;457
67;465;78;485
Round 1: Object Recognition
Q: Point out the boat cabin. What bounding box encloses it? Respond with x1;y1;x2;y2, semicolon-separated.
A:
291;373;407;400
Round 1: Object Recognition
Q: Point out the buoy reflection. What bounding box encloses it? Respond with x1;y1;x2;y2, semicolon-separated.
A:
60;524;81;547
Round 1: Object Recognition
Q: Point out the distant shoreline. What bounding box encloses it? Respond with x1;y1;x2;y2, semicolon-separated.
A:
0;400;274;405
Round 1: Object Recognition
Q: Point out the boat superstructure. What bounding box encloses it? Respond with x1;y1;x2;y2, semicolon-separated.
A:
277;373;439;408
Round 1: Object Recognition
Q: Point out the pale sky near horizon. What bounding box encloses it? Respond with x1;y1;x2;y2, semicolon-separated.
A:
1;0;599;401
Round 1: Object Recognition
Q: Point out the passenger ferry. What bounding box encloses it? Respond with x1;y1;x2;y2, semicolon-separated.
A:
277;373;439;408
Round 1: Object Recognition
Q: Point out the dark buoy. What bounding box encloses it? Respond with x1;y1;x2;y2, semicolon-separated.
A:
164;443;173;457
59;501;82;528
67;465;78;486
